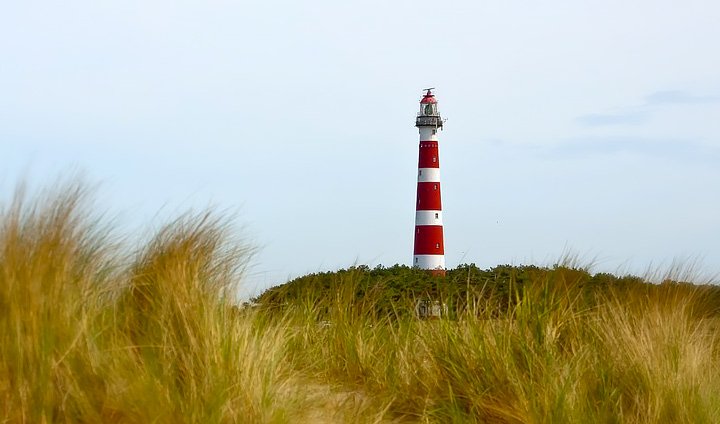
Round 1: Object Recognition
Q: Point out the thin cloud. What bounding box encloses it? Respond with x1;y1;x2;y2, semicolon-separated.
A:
645;90;720;105
576;89;720;128
575;111;647;127
479;136;719;165
550;136;720;163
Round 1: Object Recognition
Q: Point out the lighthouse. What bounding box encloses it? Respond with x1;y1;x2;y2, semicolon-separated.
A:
413;88;446;275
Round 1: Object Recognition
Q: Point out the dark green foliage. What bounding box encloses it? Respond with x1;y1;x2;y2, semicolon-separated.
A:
255;264;720;320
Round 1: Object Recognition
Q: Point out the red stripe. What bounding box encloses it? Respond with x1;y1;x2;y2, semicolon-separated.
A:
416;182;442;210
413;225;445;254
418;142;440;168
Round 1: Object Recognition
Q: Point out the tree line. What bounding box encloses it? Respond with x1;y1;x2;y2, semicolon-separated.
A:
253;264;720;319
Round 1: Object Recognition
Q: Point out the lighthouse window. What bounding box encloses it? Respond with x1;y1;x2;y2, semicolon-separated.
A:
435;243;440;249
415;257;419;263
433;184;437;190
432;129;437;135
432;157;437;163
435;213;439;219
418;170;422;177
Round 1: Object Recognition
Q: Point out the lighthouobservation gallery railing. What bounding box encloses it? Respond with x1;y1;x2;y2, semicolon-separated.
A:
415;115;443;128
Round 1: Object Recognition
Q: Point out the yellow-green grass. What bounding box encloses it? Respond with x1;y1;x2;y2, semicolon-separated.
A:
2;180;720;423
0;181;312;422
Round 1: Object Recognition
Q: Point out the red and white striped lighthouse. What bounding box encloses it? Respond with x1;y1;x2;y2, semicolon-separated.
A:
413;88;445;275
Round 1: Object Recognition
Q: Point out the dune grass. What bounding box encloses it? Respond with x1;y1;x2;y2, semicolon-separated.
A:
281;269;720;423
0;182;310;422
2;181;720;423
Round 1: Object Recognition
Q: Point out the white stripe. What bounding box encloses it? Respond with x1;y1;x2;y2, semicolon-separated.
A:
415;210;443;226
418;127;438;141
413;255;446;270
417;168;440;182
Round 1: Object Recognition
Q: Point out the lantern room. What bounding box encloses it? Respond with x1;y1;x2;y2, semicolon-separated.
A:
419;90;438;116
415;88;443;128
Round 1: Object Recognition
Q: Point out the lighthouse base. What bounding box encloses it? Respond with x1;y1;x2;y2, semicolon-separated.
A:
413;254;445;272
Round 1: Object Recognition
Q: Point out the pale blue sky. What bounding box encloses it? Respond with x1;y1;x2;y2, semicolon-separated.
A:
2;0;719;296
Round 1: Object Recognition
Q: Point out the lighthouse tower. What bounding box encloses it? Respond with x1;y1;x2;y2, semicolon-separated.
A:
413;88;445;275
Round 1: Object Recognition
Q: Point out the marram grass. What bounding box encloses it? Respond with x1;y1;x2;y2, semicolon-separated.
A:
0;182;309;423
2;181;720;423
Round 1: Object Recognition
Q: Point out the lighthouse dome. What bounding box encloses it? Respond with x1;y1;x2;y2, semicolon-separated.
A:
420;92;437;104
